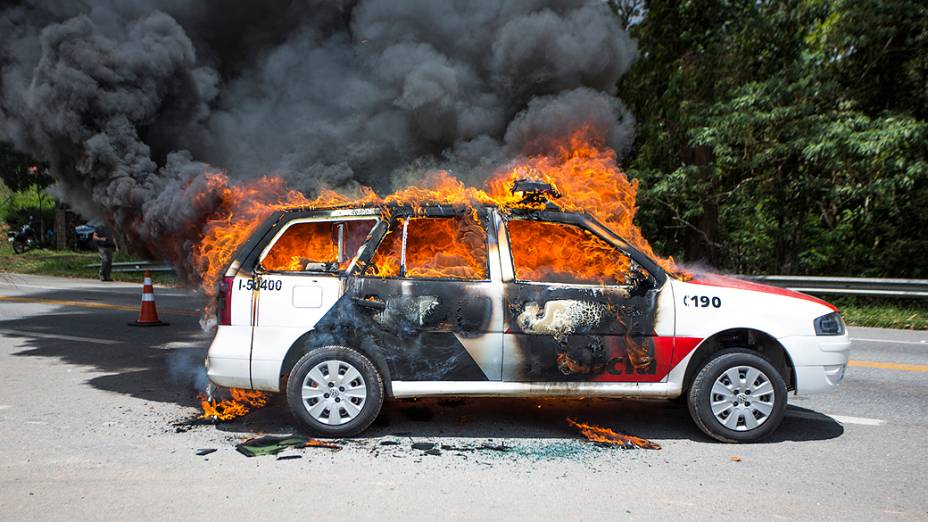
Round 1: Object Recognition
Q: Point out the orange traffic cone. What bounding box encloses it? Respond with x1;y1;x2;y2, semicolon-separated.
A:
129;271;168;327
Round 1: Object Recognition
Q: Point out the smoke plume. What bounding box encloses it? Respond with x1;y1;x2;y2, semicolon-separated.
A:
0;0;637;282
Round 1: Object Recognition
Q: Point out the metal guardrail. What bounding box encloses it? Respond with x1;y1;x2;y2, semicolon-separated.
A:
82;260;175;273
745;275;928;299
80;261;926;298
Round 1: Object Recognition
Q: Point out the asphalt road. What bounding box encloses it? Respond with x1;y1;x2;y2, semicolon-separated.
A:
1;273;926;520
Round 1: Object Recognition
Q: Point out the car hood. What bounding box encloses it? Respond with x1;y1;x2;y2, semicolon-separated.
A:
685;272;838;312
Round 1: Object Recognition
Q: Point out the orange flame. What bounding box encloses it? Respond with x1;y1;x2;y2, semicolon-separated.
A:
305;439;342;450
261;221;338;271
484;129;678;275
367;215;489;279
192;128;683;297
199;388;268;421
566;417;661;450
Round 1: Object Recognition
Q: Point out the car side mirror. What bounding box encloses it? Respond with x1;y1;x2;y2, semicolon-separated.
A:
627;265;656;296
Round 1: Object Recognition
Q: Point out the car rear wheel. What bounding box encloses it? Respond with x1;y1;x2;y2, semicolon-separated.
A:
687;349;787;443
286;346;384;437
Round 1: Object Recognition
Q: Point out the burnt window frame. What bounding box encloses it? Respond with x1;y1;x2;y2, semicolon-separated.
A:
500;211;666;289
255;214;380;275
359;207;493;282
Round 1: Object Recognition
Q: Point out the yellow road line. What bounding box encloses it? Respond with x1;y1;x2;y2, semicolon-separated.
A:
0;295;200;317
849;360;928;373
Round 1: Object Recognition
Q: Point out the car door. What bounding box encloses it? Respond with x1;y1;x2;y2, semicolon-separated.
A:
249;216;377;389
342;209;504;382
499;214;667;383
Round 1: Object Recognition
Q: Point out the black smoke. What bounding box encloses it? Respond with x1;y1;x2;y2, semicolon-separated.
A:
0;0;637;281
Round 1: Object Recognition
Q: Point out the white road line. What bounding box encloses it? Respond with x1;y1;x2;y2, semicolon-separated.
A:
850;338;928;345
0;328;122;345
787;409;886;426
828;415;886;426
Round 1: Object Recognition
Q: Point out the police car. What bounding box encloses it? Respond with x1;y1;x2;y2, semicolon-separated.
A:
206;189;849;443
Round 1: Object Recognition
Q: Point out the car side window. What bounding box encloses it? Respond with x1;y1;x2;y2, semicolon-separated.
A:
506;219;640;286
261;219;375;272
368;215;489;280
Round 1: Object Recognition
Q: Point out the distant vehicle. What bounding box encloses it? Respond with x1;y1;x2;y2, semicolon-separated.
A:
206;183;850;443
74;220;100;250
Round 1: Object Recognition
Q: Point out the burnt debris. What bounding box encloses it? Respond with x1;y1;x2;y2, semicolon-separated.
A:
235;435;342;457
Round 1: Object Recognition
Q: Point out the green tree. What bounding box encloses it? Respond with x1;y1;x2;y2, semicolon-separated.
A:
0;141;49;192
623;0;928;277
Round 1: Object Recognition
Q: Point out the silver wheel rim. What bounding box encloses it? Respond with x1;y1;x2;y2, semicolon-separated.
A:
710;365;775;431
300;359;367;426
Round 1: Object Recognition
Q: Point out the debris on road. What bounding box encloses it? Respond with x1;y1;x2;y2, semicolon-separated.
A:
730;456;742;462
408;441;512;456
276;455;303;461
566;417;661;450
235;435;341;457
440;443;511;453
195;448;217;456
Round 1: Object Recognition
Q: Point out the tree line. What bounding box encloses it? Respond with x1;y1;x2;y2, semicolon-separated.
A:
618;0;928;277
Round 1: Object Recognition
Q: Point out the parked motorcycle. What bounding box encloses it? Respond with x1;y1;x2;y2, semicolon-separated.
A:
8;223;37;254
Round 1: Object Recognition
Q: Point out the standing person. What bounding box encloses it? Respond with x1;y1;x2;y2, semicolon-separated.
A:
92;224;115;281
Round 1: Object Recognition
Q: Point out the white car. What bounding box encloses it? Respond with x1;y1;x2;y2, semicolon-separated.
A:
207;186;849;442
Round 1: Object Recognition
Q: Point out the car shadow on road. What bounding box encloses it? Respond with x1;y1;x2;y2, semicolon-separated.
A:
2;306;209;410
2;301;843;445
214;394;844;445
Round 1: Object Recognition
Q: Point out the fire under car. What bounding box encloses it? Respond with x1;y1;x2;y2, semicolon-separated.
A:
206;183;850;443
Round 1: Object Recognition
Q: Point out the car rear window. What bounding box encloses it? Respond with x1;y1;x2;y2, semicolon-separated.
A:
261;219;375;272
506;219;633;285
368;216;489;280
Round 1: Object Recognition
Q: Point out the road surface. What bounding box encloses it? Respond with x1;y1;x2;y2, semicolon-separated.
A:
1;274;925;520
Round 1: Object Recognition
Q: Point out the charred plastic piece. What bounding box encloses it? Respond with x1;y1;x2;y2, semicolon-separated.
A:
235;434;341;457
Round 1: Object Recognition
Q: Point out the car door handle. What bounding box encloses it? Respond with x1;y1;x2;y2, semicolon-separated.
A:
352;296;386;311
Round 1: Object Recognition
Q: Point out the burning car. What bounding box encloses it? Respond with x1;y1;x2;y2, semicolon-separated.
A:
204;180;849;443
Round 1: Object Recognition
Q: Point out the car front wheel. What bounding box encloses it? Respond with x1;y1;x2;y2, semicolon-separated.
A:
286;346;384;437
687;349;787;443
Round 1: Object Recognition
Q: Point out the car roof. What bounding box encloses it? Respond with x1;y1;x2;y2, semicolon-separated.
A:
275;201;564;216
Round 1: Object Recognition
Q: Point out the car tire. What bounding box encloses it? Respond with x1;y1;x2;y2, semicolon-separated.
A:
687;349;787;443
286;345;384;437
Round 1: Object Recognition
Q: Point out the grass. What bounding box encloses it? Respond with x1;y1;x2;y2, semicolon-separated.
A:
831;296;928;331
0;240;179;286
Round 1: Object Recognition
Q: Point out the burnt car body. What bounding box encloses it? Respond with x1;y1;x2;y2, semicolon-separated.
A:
207;198;850;442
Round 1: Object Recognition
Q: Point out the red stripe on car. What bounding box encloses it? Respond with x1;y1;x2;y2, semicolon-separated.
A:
687;273;838;312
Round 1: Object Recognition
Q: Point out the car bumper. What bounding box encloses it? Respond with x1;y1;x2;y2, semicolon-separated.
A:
206;325;253;389
779;333;851;394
